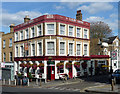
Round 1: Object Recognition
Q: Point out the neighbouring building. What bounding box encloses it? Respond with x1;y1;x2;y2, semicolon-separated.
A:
99;36;120;72
1;24;15;80
14;10;95;81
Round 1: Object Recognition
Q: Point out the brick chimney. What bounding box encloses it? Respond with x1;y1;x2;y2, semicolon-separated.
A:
24;15;30;23
76;10;82;21
9;24;15;33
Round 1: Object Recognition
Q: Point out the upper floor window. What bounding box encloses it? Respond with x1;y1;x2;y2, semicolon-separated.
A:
3;53;6;62
47;24;54;35
21;31;23;40
47;42;55;55
16;46;18;57
31;27;35;37
69;26;74;37
32;44;35;56
60;24;65;35
37;25;42;36
26;29;29;39
9;38;12;47
84;29;88;39
9;52;12;62
38;42;42;55
20;46;24;57
77;44;81;55
60;42;65;55
77;28;81;38
15;32;18;41
3;40;5;48
84;44;88;56
69;43;73;55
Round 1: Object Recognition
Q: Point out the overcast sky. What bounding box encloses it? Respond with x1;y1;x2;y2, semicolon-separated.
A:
1;1;119;36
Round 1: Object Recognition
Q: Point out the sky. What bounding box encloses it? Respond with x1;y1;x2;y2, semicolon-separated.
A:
0;1;119;37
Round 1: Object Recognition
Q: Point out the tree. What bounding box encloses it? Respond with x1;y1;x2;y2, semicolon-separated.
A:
90;21;112;39
90;21;113;55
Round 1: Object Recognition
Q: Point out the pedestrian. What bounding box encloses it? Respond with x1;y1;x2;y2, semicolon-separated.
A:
22;76;28;86
15;71;18;85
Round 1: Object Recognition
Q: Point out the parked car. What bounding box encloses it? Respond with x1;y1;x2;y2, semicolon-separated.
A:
109;69;120;84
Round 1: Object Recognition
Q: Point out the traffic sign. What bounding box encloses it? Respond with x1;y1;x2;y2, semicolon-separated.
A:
111;50;117;60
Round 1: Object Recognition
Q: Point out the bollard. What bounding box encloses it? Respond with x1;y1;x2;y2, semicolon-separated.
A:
3;79;5;85
27;79;29;86
40;78;42;86
111;79;114;91
9;79;11;85
36;79;38;85
15;79;16;86
20;79;22;86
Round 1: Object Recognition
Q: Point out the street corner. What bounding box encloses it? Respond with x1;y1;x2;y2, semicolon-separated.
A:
84;84;120;94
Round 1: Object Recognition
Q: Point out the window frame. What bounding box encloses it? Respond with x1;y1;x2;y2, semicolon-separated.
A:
68;41;74;56
45;39;56;56
45;22;56;35
9;38;12;47
37;23;43;36
37;40;43;56
76;27;82;38
59;40;66;56
59;23;66;36
3;40;5;48
68;25;74;37
3;53;6;62
76;42;82;56
83;43;89;56
9;52;12;62
31;26;35;38
20;31;23;40
83;28;89;39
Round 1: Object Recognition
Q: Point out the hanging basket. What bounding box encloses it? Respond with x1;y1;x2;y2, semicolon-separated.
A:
20;63;26;68
37;63;44;68
74;62;80;68
66;62;72;69
32;63;37;69
56;63;64;69
26;62;32;68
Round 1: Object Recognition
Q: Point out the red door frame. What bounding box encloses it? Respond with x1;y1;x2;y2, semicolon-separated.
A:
47;66;55;80
69;65;73;78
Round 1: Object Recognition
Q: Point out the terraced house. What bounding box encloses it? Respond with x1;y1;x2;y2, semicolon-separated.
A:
14;10;94;81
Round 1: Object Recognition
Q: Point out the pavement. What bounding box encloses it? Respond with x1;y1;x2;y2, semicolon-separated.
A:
1;75;120;93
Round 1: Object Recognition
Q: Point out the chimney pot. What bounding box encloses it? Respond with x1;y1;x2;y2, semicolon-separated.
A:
76;10;82;21
9;24;15;33
24;15;30;23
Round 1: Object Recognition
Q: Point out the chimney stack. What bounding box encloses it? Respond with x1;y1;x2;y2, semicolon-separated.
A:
76;10;82;21
24;15;30;23
9;24;15;33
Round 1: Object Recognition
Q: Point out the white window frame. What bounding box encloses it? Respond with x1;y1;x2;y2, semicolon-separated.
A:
37;23;43;36
20;44;24;57
9;38;12;47
9;52;12;62
20;31;23;40
83;43;89;56
83;28;89;39
15;45;19;57
59;23;66;36
76;26;82;38
45;39;56;56
25;28;29;39
3;40;5;48
68;25;74;37
68;41;74;56
45;22;56;35
37;40;43;56
30;26;35;38
31;42;36;56
76;42;82;56
15;32;18;41
59;40;66;56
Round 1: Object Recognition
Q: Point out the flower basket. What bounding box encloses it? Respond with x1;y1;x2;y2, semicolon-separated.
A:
56;63;64;69
26;62;32;68
20;63;26;68
74;62;80;68
38;63;44;68
66;62;72;69
32;63;37;69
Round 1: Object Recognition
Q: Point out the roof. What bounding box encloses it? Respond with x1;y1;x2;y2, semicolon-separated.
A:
102;36;118;44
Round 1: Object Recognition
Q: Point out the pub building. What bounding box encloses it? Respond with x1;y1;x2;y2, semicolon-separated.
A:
14;10;93;81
